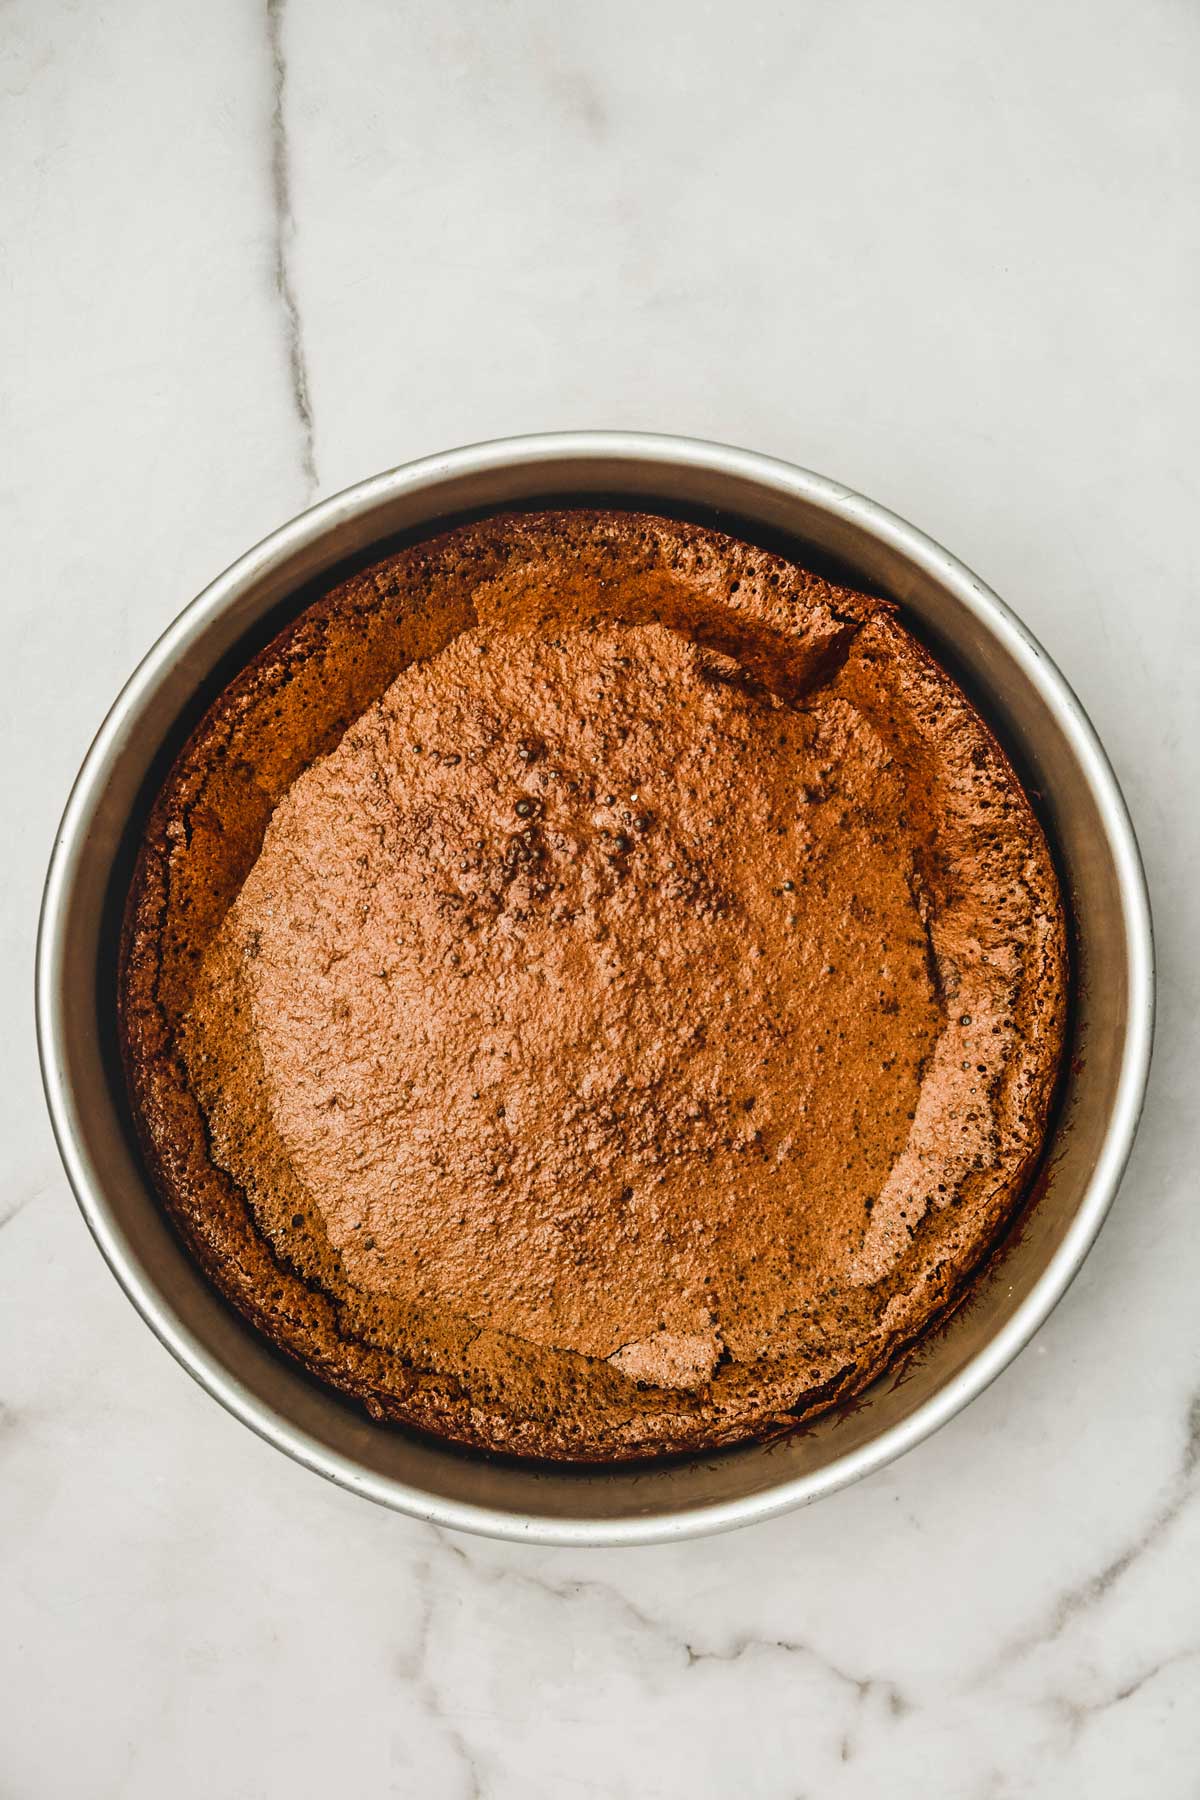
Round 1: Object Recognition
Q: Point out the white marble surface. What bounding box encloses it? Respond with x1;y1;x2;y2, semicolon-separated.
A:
3;1;1198;1792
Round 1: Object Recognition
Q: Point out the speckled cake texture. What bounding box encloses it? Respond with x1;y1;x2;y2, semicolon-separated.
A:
119;509;1068;1460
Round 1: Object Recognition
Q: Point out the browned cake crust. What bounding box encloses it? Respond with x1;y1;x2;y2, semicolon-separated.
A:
119;510;1068;1461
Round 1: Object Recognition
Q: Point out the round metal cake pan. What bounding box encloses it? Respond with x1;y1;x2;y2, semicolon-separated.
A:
36;433;1154;1545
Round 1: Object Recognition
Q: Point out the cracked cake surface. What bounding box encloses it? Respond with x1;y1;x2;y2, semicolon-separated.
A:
119;509;1068;1460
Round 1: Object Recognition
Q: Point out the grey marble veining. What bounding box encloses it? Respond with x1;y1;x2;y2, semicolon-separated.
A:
3;0;1198;1793
266;0;317;496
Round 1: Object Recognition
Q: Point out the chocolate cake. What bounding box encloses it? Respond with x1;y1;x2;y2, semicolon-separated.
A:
119;510;1068;1460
